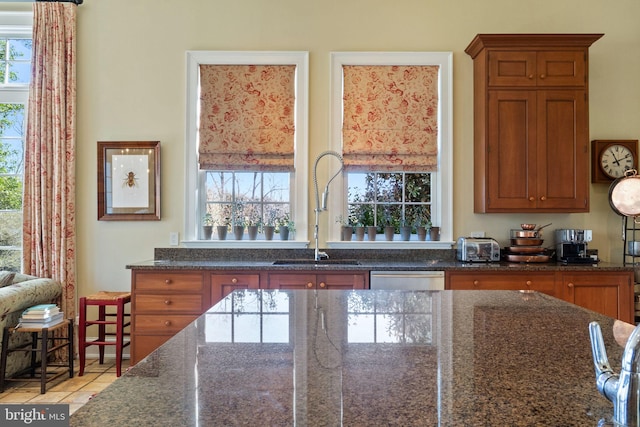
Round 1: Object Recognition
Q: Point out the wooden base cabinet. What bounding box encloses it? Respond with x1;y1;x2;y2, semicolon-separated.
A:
562;272;633;323
211;273;260;306
267;272;367;290
131;271;208;364
446;270;633;323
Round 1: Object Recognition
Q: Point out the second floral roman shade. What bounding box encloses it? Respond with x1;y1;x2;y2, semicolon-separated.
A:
342;65;440;171
198;64;296;171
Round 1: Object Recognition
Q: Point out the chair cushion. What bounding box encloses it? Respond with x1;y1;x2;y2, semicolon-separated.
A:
0;271;15;288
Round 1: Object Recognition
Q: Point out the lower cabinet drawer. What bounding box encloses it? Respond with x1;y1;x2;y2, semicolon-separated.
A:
134;314;200;332
134;294;203;312
447;272;557;295
134;272;204;292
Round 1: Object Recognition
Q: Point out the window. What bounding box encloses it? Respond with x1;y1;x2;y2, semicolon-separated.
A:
0;12;32;271
184;51;309;247
329;52;453;247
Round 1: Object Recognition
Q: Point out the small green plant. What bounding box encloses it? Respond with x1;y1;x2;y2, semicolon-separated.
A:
202;213;213;226
277;212;295;233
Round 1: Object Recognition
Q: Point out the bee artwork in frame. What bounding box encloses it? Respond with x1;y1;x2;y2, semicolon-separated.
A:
97;141;161;221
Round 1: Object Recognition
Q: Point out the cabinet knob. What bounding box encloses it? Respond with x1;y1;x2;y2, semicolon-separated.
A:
307;282;314;288
526;280;532;286
528;74;534;79
568;282;574;288
540;196;547;201
165;279;172;285
231;278;238;284
164;320;172;326
529;197;535;202
473;280;479;286
319;282;326;288
539;74;546;79
164;300;171;305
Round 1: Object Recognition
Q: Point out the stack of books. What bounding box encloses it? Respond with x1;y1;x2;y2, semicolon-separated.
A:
18;304;64;328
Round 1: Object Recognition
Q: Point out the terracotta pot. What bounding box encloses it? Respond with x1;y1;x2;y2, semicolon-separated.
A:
202;225;213;240
247;225;258;240
354;226;365;241
417;226;427;241
384;226;395;241
367;226;377;241
342;226;353;241
216;226;227;241
233;225;245;240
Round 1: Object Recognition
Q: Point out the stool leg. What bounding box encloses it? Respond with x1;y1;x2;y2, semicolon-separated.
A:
98;305;106;365
68;319;74;379
115;298;124;377
40;328;48;394
0;327;11;392
30;332;37;378
78;297;86;376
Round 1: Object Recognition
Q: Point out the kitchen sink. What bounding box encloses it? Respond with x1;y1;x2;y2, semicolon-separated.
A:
272;259;360;265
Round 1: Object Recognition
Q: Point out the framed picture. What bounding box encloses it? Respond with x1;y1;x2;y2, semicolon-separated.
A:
97;141;161;221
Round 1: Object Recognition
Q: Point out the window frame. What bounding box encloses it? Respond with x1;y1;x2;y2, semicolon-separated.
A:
328;51;453;248
184;51;309;247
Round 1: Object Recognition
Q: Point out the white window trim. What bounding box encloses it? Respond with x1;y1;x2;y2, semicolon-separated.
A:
327;51;453;249
183;51;309;248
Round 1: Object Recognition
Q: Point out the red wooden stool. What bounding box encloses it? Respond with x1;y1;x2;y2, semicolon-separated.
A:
78;291;131;377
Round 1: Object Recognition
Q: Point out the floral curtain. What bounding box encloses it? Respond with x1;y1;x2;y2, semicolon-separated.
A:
342;65;439;171
23;2;77;324
198;64;296;171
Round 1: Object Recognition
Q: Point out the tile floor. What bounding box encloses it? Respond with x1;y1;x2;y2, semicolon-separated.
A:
0;357;127;415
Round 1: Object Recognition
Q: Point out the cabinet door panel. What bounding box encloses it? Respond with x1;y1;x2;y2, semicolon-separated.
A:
537;90;588;211
268;273;316;290
562;272;633;323
488;51;536;86
486;90;537;210
536;51;586;87
211;273;260;306
447;271;557;296
320;274;367;290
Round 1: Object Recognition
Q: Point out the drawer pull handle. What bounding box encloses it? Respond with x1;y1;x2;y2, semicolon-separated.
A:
568;282;574;288
528;74;534;79
526;281;532;286
164;300;171;305
231;278;238;284
164;320;172;326
319;282;326;288
165;279;172;285
529;197;535;202
307;282;314;289
539;74;546;79
540;196;546;201
473;280;479;286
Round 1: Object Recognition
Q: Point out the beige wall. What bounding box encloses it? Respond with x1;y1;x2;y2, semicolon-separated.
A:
7;0;640;296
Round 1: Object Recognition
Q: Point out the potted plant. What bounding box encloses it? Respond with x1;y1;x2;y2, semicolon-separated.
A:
277;213;294;241
263;210;277;241
233;202;245;240
400;220;412;241
216;216;229;240
246;210;260;240
336;215;353;242
202;213;214;240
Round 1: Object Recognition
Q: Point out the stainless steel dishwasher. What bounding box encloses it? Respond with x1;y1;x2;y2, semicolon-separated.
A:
369;271;445;290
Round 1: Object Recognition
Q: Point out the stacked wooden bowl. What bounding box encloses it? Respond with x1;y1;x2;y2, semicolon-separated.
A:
504;224;551;263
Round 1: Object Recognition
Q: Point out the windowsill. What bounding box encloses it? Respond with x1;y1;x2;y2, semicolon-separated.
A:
327;240;454;250
181;240;310;249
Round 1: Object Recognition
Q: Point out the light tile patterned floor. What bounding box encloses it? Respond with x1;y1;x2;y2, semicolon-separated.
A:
0;358;128;415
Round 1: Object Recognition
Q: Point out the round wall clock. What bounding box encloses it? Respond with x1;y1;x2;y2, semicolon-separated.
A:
592;140;638;183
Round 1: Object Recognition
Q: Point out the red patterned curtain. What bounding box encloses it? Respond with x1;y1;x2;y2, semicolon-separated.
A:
342;65;439;171
198;64;296;171
23;2;77;322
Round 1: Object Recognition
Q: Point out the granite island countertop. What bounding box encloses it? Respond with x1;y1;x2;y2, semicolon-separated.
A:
70;289;624;426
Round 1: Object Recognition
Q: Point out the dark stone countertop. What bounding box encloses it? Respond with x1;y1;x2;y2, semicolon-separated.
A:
125;248;632;272
70;289;624;426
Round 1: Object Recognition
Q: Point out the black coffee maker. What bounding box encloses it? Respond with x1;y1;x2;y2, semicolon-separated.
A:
555;229;594;264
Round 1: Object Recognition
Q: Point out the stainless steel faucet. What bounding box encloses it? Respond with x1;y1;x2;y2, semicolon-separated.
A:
589;321;640;426
313;150;344;261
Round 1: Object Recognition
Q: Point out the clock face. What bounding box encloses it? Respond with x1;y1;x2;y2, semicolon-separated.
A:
600;144;635;179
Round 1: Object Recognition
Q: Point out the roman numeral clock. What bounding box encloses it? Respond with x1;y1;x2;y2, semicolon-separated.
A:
592;139;638;183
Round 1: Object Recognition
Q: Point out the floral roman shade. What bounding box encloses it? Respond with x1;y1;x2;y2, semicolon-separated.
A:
342;65;439;171
198;64;296;171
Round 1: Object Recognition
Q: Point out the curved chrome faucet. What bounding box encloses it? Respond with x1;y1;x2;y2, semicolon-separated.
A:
312;150;344;261
589;321;640;426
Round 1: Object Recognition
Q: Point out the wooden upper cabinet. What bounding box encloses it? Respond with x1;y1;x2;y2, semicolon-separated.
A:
466;34;602;213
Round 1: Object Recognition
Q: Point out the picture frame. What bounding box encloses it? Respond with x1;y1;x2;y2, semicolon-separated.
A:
97;141;161;221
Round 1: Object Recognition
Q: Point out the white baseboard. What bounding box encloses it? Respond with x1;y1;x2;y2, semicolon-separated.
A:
82;336;131;360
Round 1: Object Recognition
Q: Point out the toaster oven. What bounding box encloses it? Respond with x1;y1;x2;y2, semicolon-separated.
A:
457;237;501;262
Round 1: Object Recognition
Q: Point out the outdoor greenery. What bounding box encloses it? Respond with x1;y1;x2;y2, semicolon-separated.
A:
347;172;432;233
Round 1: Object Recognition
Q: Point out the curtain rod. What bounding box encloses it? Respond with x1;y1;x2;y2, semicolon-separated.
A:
0;0;84;4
